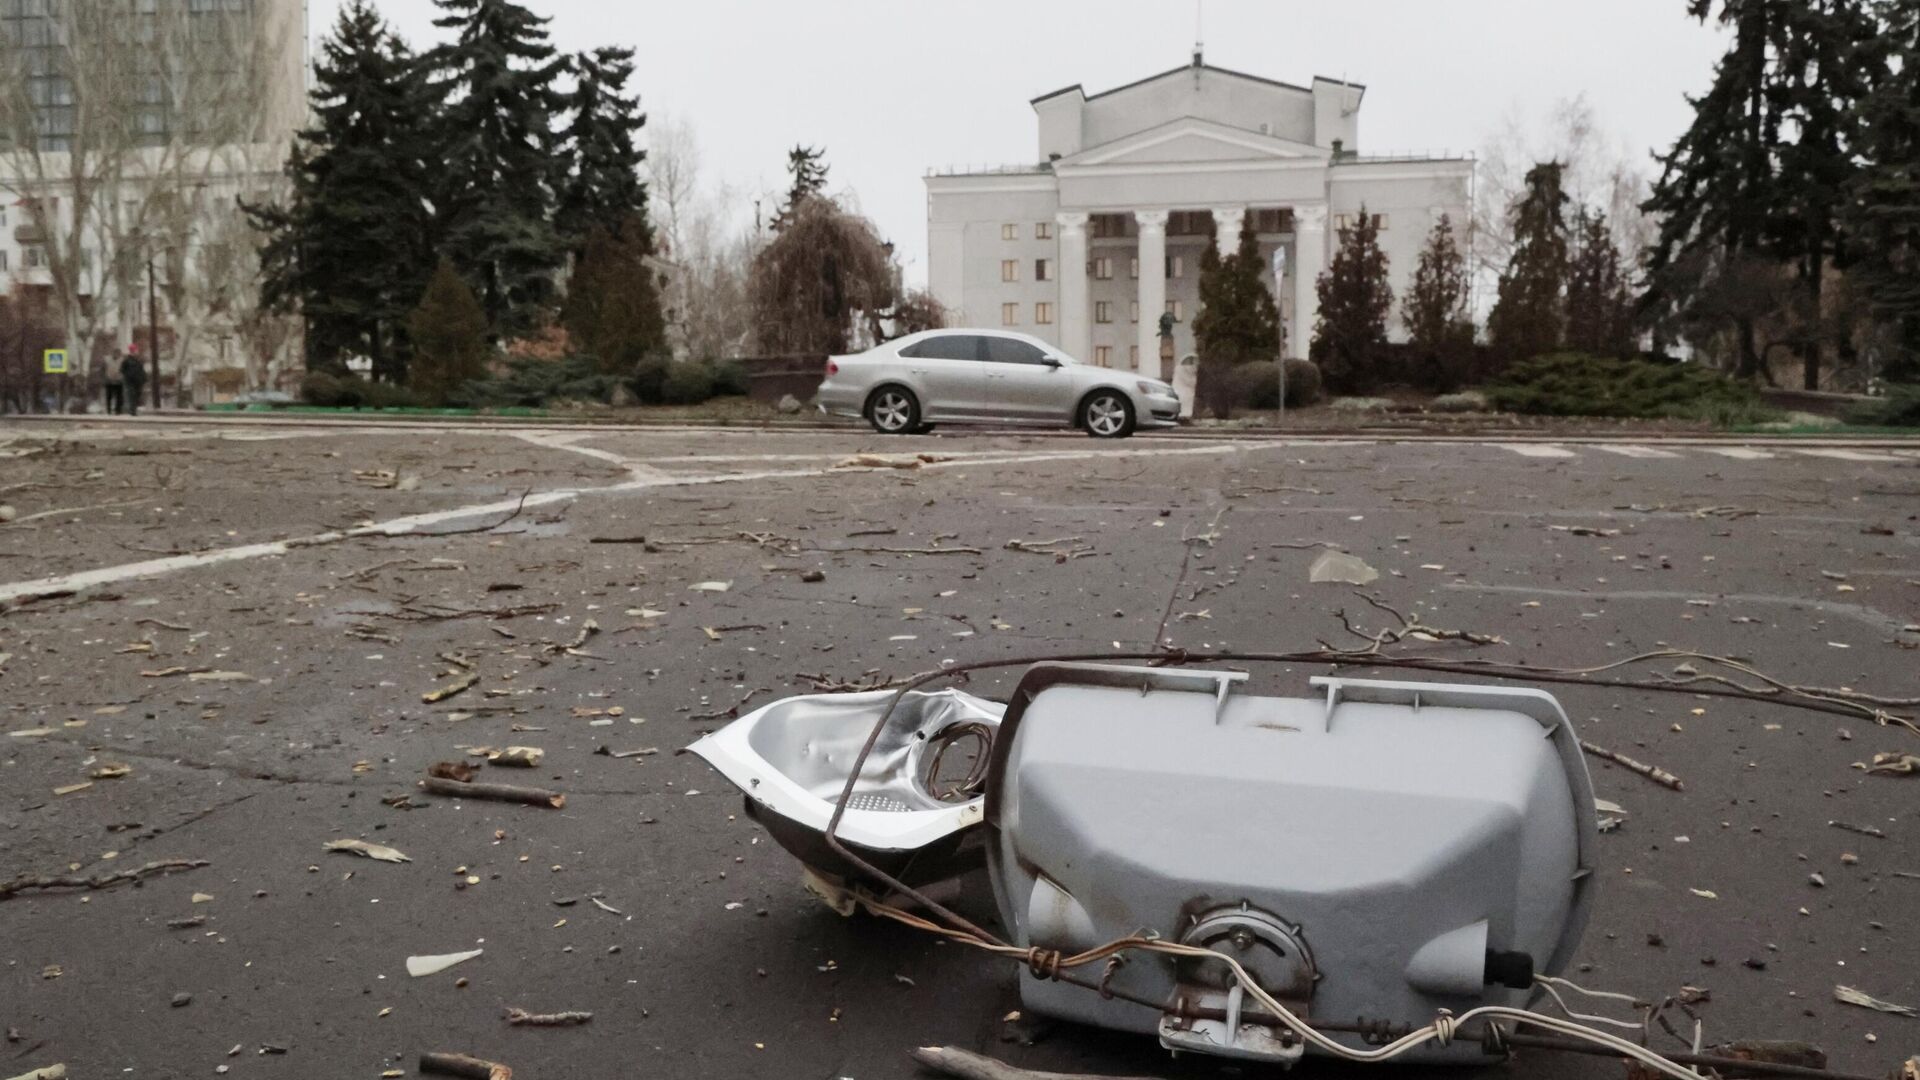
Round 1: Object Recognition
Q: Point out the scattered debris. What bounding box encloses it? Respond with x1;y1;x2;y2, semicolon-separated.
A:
593;746;657;759
1594;798;1629;833
486;746;544;768
407;949;483;978
422;777;565;809
689;687;771;721
589;897;622;916
1;859;209;901
1308;550;1379;586
1689;888;1719;900
324;839;411;864
799;569;825;583
1580;741;1685;791
1857;752;1919;776
503;1007;592;1027
423;670;479;704
428;761;480;783
1830;820;1887;840
3;1066;68;1080
419;1052;511;1080
1325;593;1501;654
909;1046;1152;1080
88;764;131;780
689;581;731;593
1005;537;1095;560
1834;985;1917;1017
1548;525;1623;537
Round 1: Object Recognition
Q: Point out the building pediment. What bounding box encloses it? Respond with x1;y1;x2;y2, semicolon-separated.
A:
1056;117;1331;170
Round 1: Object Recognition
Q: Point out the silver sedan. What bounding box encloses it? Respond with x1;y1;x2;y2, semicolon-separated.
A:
814;329;1181;438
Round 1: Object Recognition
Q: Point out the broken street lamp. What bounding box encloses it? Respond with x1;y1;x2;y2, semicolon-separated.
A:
691;663;1597;1068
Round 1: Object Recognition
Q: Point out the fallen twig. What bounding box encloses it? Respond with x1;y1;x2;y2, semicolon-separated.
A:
1005;537;1095;560
4;497;149;525
423;670;479;704
1580;741;1685;791
403;491;531;537
908;1046;1157;1080
422;776;565;809
1;859;209;901
503;1007;592;1027
689;687;772;721
1829;820;1887;840
1324;593;1503;654
420;1052;511;1080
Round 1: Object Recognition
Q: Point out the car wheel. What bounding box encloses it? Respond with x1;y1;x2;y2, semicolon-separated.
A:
866;387;919;435
1080;391;1135;439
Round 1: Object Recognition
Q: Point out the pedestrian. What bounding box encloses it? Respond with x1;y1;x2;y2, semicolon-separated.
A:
121;345;148;417
103;351;125;415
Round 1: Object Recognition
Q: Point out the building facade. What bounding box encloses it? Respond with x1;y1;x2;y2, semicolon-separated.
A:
925;53;1472;380
0;0;306;403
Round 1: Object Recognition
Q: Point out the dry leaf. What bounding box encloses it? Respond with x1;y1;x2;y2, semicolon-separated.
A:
89;764;132;780
1834;985;1917;1017
325;839;411;864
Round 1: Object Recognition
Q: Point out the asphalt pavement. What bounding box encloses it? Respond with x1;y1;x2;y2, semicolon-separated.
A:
1;418;1916;1079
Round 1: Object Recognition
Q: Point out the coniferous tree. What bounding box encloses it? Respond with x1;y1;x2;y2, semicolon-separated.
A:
1646;0;1881;384
1192;216;1281;362
1565;209;1637;357
427;0;568;336
247;0;435;380
555;46;650;257
562;214;667;374
1489;163;1570;362
1311;208;1394;392
773;145;829;231
1847;0;1920;382
408;259;492;403
1401;214;1474;385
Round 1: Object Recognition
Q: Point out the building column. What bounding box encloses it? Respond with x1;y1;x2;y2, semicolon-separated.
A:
1290;203;1328;360
1134;209;1168;374
1056;211;1090;361
1211;206;1245;255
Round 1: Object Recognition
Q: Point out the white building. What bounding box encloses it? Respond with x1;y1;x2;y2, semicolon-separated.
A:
925;52;1472;378
0;0;307;403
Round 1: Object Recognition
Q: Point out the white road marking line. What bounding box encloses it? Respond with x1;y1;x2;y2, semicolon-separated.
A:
1789;448;1904;462
1700;447;1776;460
0;441;1254;604
1493;443;1578;458
1593;444;1681;459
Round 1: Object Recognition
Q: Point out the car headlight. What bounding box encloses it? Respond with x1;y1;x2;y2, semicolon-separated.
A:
1136;380;1167;395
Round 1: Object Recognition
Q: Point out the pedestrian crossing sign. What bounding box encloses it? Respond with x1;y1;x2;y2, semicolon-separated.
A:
42;348;68;374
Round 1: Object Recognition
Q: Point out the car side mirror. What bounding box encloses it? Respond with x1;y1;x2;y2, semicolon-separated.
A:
1042;356;1063;368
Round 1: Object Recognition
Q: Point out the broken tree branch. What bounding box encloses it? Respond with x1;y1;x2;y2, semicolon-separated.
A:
421;776;565;809
503;1007;592;1027
1579;741;1685;791
0;858;209;901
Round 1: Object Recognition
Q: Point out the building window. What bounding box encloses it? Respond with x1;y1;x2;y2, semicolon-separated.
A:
1166;255;1185;279
1165;300;1184;321
1002;302;1019;326
1090;257;1112;280
1168;211;1211;237
1001;223;1018;241
1035;258;1051;282
1035;221;1053;240
1035;302;1053;325
1254;208;1293;233
23;246;46;269
1001;259;1019;282
1094;301;1112;324
1129;345;1139;368
1089;213;1132;239
1094;345;1112;367
1128;257;1139;280
1129;301;1140;323
0;250;7;272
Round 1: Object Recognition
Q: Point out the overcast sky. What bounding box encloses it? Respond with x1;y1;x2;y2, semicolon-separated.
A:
313;0;1730;284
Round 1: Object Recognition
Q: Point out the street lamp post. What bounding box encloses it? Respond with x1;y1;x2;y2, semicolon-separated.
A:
1271;246;1289;426
146;250;161;410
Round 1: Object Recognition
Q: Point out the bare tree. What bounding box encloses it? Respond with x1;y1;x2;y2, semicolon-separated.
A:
645;113;760;359
0;0;301;398
1472;94;1653;321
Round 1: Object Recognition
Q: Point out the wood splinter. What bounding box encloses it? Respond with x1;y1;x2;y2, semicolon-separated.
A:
504;1006;592;1026
909;1046;1158;1080
419;1052;511;1080
421;776;565;809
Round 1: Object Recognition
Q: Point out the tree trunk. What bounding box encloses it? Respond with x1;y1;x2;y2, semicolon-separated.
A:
1801;237;1824;391
1736;317;1761;380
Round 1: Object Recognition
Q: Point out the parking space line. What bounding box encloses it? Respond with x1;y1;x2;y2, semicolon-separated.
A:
1701;447;1776;460
1789;448;1905;462
1494;444;1578;458
1593;445;1682;459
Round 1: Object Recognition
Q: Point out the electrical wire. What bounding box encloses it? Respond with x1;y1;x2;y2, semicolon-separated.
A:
854;893;1707;1079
